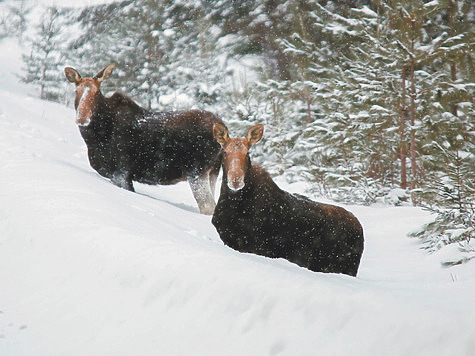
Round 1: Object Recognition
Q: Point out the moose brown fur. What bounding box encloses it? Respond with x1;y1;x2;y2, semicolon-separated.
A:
65;64;224;214
211;124;364;276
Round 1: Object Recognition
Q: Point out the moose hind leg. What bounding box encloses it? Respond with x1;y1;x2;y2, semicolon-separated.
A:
209;168;219;199
188;171;216;215
209;153;221;199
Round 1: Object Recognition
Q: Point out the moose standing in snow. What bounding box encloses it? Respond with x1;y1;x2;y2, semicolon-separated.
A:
65;64;224;214
211;123;364;276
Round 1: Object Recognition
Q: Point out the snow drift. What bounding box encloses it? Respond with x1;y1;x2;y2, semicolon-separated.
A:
0;33;474;356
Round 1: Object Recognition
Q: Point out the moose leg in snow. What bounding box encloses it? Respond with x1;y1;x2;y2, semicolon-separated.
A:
109;128;135;191
209;172;218;199
188;172;216;215
111;169;134;191
209;159;221;199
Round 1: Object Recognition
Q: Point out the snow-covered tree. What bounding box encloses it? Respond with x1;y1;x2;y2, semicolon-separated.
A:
2;0;32;43
263;0;473;205
155;6;229;111
22;7;64;101
66;0;228;111
410;144;474;265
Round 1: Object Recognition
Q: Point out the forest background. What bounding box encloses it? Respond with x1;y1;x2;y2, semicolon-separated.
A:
1;0;473;262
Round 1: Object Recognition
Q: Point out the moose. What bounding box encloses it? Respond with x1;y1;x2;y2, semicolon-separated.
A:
65;64;224;214
211;124;364;276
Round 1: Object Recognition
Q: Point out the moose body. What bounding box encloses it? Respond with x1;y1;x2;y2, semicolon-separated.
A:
65;64;223;214
211;124;364;276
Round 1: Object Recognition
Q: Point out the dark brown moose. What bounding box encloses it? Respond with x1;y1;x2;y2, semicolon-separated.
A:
65;64;224;214
211;123;364;276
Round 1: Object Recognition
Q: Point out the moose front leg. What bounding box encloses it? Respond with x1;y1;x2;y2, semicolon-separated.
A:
109;137;135;191
111;169;134;191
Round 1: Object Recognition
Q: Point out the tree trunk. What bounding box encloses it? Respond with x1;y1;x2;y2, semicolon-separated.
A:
450;63;458;116
409;19;417;192
400;68;407;190
448;0;458;117
40;60;47;100
410;57;417;191
307;100;312;123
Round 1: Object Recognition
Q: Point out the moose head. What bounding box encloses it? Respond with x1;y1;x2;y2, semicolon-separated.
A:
213;123;264;191
64;64;115;126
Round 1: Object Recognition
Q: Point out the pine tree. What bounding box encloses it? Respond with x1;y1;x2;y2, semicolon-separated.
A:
410;144;474;265
4;0;32;43
0;10;8;40
408;0;475;262
66;0;172;109
272;1;394;202
268;0;473;205
22;7;64;101
66;0;228;111
154;5;228;111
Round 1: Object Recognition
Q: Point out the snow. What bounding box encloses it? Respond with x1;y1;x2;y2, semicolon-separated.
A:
1;7;475;356
0;38;35;96
424;0;440;8
31;0;119;8
159;91;194;109
351;6;378;18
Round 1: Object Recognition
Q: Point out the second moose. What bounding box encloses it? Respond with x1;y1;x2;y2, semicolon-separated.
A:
65;64;223;214
212;123;364;276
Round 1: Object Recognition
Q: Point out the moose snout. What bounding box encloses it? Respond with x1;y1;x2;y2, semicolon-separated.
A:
76;118;91;127
228;175;244;191
226;158;246;191
76;109;92;126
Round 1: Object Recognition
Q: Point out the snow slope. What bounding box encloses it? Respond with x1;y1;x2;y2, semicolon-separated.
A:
1;24;475;356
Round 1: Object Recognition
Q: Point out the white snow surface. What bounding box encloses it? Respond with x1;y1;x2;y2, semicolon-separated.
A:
1;15;475;356
3;0;119;9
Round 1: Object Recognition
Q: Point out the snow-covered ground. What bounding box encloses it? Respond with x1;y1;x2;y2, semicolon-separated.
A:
1;7;475;356
0;0;118;9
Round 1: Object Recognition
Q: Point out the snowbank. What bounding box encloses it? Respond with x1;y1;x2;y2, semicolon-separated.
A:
0;20;474;356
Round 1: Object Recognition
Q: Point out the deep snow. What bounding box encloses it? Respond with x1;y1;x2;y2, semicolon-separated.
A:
1;4;475;356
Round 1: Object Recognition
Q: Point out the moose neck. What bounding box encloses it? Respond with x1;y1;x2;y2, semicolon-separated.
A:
222;159;276;199
78;91;113;140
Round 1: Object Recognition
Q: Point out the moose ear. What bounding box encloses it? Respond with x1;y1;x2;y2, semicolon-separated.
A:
213;123;229;147
64;67;81;84
94;63;115;83
246;124;264;146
